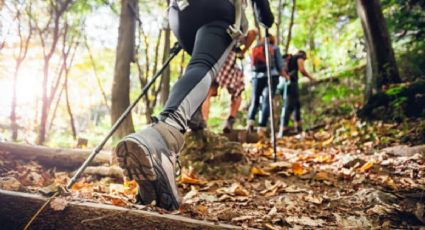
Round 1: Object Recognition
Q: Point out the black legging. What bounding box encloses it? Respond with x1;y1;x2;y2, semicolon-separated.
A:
158;0;235;132
281;82;301;127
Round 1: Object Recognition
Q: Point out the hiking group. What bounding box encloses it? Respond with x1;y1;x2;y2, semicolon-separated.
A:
115;0;314;210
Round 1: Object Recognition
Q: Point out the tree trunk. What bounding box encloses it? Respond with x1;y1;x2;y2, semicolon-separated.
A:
0;142;111;169
111;0;137;139
160;1;171;106
356;0;401;100
10;63;21;141
284;0;296;54
179;51;186;77
65;74;77;139
276;0;284;47
36;63;50;145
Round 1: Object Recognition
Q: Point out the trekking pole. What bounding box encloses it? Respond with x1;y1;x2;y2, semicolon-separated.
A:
281;79;289;133
23;42;182;230
263;29;278;162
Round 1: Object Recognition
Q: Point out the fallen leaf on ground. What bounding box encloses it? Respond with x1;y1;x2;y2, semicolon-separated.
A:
285;216;325;227
304;194;323;204
358;159;376;173
292;162;307;176
50;197;68;211
110;197;128;206
250;166;271;179
71;182;93;191
266;161;292;171
179;172;207;185
217;183;250;196
0;177;22;191
123;179;138;195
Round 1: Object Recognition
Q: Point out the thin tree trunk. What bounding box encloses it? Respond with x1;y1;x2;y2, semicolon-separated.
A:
64;74;77;139
284;0;296;54
276;0;283;47
160;0;171;106
84;36;110;112
179;51;186;77
10;63;21;141
48;83;65;132
356;0;401;101
111;0;137;138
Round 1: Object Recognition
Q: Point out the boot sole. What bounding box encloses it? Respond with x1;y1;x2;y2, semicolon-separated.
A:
116;138;179;210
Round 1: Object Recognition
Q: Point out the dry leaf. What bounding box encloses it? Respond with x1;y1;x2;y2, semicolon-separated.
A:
313;154;334;163
267;161;292;171
304;194;323;204
314;171;335;183
292;162;307;176
50;197;68;211
179;172;207;185
123;179;138;195
217;183;250;196
110;197;127;206
71;182;93;191
358;159;376;173
251;166;271;178
197;205;208;216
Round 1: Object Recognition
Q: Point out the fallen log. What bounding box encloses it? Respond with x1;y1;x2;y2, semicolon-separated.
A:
0;142;111;169
0;189;243;230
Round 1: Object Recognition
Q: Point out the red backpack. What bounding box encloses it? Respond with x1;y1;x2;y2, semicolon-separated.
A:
251;42;275;72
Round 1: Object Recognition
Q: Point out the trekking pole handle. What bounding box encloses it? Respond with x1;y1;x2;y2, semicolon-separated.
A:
66;43;182;190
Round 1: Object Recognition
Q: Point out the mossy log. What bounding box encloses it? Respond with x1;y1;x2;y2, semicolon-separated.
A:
358;81;425;120
0;189;243;230
180;130;249;179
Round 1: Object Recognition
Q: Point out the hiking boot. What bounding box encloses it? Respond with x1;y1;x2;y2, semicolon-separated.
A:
257;126;268;138
115;121;184;210
278;126;290;138
188;109;207;131
247;120;255;134
294;122;303;134
223;116;236;133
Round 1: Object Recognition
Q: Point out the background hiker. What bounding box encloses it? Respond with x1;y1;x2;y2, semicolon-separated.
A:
202;29;258;133
278;50;315;137
115;0;274;211
247;35;288;135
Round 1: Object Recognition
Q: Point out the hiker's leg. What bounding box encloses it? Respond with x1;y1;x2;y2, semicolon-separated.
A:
159;22;234;131
115;0;235;211
259;76;279;127
293;84;302;132
223;95;242;133
281;84;296;128
247;77;264;124
230;95;242;118
201;82;219;121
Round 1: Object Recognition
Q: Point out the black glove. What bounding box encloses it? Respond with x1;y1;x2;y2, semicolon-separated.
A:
252;0;274;28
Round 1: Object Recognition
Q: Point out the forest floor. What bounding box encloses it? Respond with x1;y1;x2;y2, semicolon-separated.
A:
0;115;424;229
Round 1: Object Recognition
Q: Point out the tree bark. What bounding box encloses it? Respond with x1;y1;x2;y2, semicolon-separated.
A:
284;0;296;54
275;0;284;47
0;190;243;230
111;0;137;139
0;142;111;169
160;2;171;106
356;0;401;100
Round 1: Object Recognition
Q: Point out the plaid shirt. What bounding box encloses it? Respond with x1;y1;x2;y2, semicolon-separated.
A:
215;51;245;98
